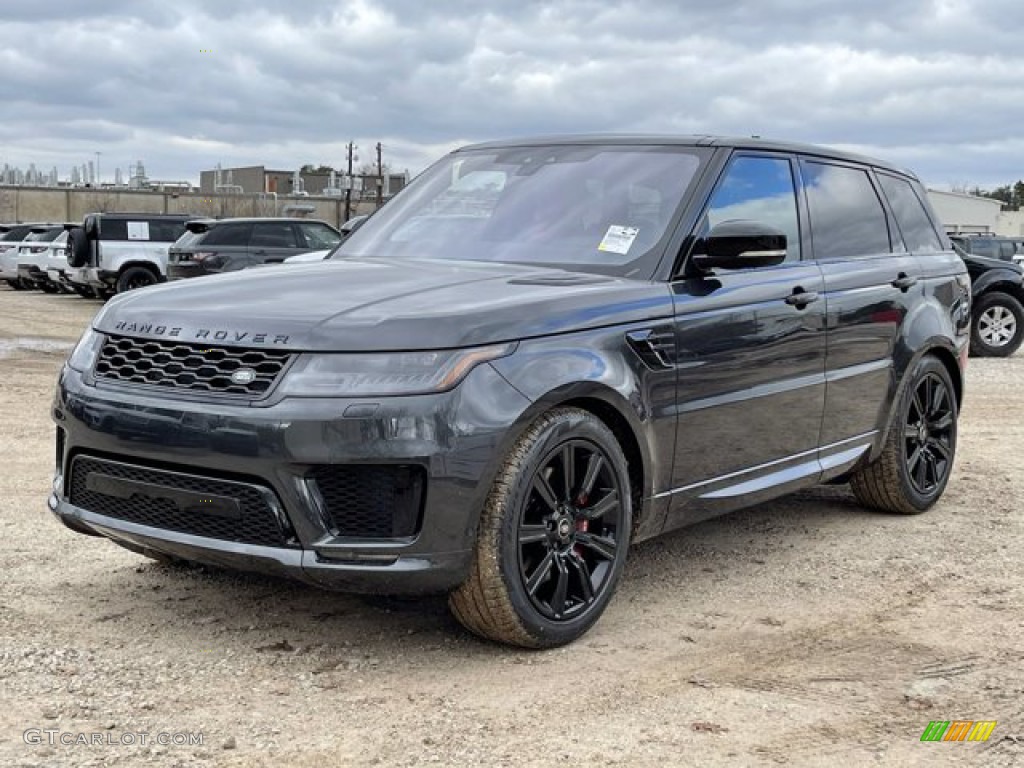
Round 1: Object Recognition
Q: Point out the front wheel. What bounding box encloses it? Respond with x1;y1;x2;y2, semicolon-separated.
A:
850;356;958;514
449;407;632;648
970;290;1024;357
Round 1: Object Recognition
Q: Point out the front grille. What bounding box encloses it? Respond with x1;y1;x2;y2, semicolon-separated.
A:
310;465;425;539
94;334;291;397
69;455;294;548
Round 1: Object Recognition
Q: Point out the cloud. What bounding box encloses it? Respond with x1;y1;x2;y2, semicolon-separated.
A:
1;0;1023;188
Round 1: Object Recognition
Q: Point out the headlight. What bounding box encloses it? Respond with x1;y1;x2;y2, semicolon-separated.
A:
66;328;103;372
279;342;517;397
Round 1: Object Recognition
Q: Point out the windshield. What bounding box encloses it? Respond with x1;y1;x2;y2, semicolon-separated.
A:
25;228;63;242
337;144;706;278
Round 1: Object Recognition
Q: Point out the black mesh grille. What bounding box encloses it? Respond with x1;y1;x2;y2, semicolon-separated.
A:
94;334;291;397
310;465;425;539
69;455;294;547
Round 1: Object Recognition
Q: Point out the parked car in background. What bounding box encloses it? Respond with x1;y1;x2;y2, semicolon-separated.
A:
166;218;342;280
951;241;1024;356
1;223;54;289
42;230;73;293
16;224;68;292
52;135;969;648
949;234;1024;263
65;213;194;297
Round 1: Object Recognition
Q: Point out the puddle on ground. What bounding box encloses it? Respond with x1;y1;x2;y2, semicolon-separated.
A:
0;337;75;359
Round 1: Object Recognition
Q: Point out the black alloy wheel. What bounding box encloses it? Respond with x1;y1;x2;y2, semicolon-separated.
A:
517;439;625;622
903;372;955;496
116;266;157;293
850;355;958;514
449;407;632;647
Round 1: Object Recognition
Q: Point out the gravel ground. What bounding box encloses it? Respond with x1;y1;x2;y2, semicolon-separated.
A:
0;284;1021;768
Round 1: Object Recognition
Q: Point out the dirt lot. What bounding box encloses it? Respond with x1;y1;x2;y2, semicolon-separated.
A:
0;284;1021;768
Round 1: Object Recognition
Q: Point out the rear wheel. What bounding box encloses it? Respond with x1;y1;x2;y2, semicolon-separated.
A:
970;290;1024;357
6;279;26;291
449;407;632;648
115;266;158;293
850;356;957;514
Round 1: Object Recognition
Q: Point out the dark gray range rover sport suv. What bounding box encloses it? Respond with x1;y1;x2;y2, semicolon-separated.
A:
51;136;970;647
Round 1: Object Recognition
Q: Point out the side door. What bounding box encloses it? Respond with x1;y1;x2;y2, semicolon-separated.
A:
249;222;301;266
801;159;923;463
663;153;828;530
199;222;252;272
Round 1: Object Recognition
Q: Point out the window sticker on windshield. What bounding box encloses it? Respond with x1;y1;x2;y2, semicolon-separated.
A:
598;225;639;255
126;221;150;241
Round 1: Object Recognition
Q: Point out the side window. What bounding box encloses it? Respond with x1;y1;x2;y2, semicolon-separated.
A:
1000;241;1016;261
201;223;251;247
98;219;129;241
876;174;943;253
149;220;188;243
298;223;342;249
802;162;891;260
251;222;299;248
703;155;801;262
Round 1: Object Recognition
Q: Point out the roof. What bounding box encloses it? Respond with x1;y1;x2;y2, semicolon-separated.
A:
458;133;914;177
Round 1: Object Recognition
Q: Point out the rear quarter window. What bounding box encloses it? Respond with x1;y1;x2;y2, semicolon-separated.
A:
876;174;943;253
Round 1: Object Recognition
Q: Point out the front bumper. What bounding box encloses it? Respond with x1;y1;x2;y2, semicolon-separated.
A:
50;362;531;593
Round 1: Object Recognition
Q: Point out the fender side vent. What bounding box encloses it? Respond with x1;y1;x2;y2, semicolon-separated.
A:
626;326;676;370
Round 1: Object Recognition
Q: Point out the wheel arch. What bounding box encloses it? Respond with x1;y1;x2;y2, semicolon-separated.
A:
872;341;962;464
494;380;656;540
117;260;161;278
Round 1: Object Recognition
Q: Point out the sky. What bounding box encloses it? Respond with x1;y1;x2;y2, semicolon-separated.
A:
2;0;1023;189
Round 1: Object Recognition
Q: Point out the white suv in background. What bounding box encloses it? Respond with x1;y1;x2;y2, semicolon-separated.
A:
65;213;194;297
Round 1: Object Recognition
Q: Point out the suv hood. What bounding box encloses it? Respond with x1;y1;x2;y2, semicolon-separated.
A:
93;258;673;351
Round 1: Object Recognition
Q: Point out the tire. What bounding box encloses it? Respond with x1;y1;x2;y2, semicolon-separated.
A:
66;227;90;268
6;279;26;291
115;266;158;293
71;285;95;298
970;290;1024;357
449;407;632;648
850;356;957;514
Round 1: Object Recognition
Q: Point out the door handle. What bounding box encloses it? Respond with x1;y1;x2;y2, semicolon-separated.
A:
784;288;820;308
892;273;918;291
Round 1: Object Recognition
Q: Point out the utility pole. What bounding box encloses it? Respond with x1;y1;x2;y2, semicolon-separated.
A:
376;142;383;208
344;141;356;221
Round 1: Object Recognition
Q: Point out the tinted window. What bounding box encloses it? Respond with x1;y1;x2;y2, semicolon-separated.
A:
298;222;342;249
98;219;129;241
803;162;890;260
877;174;943;253
703;155;801;262
1;225;36;241
201;223;251;246
1000;241;1016;260
251;222;298;248
149;220;188;242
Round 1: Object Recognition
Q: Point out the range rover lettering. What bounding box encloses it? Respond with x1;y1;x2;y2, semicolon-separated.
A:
50;136;969;648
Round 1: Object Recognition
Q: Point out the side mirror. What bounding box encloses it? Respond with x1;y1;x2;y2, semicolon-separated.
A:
83;214;100;240
691;220;787;271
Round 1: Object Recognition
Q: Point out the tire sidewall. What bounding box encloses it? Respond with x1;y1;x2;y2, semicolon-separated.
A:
495;411;632;646
895;357;958;511
971;291;1024;357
